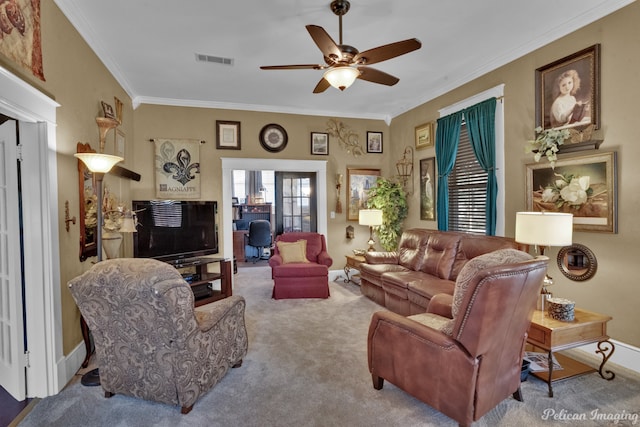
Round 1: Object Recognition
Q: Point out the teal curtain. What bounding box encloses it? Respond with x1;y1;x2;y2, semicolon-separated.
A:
435;112;463;231
464;98;497;235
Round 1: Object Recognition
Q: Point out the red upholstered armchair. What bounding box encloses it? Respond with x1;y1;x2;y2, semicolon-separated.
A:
269;232;333;299
368;249;548;427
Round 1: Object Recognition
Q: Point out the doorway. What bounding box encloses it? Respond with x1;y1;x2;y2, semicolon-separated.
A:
275;171;317;235
0;65;62;398
221;158;328;275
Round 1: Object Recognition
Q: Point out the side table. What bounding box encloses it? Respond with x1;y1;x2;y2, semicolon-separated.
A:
344;255;366;285
526;307;615;397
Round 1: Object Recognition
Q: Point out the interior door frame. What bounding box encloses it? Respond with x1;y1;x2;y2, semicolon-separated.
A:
0;66;62;397
275;171;317;235
221;158;327;274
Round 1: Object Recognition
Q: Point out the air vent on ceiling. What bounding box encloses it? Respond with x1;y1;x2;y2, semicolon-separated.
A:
195;53;234;66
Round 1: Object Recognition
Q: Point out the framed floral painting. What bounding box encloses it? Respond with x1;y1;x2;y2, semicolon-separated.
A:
526;151;617;233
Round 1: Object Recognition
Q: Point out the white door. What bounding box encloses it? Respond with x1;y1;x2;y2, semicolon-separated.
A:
0;119;26;401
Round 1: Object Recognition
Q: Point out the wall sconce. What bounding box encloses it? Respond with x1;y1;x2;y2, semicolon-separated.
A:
336;173;343;213
396;146;414;195
346;225;354;239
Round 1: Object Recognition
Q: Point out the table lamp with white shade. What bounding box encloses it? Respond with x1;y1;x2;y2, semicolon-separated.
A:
359;209;383;252
515;211;573;308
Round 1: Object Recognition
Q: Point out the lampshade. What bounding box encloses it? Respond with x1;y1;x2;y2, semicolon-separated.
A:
74;152;123;173
324;66;360;91
515;212;573;247
359;209;383;226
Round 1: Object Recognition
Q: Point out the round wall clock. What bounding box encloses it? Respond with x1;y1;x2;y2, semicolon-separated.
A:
259;123;288;152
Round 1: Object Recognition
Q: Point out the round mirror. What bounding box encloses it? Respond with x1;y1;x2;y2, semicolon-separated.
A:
557;243;597;281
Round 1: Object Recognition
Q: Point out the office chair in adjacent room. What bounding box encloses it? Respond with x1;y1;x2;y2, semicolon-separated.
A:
246;220;272;263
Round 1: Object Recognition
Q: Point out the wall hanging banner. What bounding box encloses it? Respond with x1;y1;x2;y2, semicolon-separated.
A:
154;138;201;199
0;0;44;80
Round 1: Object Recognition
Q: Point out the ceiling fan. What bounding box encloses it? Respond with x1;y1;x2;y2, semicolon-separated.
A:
260;0;422;93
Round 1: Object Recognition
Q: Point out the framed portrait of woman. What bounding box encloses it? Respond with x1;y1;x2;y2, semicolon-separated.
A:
535;44;600;131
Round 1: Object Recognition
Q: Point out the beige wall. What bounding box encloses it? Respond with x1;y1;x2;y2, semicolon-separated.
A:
131;105;390;260
392;4;640;346
1;2;136;354
2;1;638;358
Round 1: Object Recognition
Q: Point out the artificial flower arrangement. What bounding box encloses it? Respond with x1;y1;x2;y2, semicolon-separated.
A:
525;126;570;168
84;186;125;232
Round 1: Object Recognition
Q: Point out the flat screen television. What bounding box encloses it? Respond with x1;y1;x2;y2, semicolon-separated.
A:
132;200;218;262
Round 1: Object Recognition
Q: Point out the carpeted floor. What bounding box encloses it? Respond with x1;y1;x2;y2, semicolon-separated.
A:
17;266;640;426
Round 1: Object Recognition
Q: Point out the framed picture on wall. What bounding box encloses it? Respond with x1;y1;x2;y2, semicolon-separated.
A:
366;131;383;153
311;132;329;155
415;122;434;149
347;168;381;221
526;151;617;233
419;157;436;221
216;120;241;150
536;44;600;131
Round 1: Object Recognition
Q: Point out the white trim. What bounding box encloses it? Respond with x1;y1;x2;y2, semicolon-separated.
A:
221;158;328;285
571;340;640;374
438;84;506;236
0;65;63;397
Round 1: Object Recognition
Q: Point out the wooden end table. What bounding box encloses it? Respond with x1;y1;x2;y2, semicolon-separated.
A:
344;255;366;285
526;307;615;397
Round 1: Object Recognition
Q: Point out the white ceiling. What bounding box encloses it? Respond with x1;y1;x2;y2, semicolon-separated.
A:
54;0;633;123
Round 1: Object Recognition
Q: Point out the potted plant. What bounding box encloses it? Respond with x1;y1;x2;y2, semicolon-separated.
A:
525;126;570;168
366;177;408;251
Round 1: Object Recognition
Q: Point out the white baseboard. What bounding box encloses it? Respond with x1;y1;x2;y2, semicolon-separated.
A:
60;342;87;389
570;340;640;374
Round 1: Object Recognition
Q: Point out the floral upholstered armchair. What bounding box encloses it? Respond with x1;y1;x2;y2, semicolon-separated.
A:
68;258;248;414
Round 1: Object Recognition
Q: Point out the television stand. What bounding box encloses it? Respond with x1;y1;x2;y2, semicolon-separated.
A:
167;257;233;307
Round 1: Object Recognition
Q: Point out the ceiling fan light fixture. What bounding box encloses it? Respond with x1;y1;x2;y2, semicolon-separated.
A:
324;66;360;91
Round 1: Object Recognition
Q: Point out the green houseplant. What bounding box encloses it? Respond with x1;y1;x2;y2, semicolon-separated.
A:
525;126;570;168
366;177;408;251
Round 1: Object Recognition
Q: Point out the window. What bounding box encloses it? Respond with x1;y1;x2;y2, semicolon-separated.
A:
447;123;488;234
438;84;505;235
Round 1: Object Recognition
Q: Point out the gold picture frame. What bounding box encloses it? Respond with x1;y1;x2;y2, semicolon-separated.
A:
347;167;381;221
526;151;617;233
415;122;434;149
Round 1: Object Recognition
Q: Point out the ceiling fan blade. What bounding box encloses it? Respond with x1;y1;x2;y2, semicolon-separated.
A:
357;67;399;86
260;64;326;70
354;38;422;66
313;77;331;94
306;25;342;61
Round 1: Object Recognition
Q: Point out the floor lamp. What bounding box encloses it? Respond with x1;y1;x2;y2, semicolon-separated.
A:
74;151;122;385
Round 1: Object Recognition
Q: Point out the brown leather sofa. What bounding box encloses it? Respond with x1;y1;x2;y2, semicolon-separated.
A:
359;228;519;315
367;249;548;427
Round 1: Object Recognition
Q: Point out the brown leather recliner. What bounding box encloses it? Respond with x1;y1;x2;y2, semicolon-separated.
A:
368;249;548;427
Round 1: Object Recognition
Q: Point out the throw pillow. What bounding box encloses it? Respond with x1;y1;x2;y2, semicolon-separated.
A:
277;240;309;264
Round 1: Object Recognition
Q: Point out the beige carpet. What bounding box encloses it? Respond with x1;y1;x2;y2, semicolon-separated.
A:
17;266;640;426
